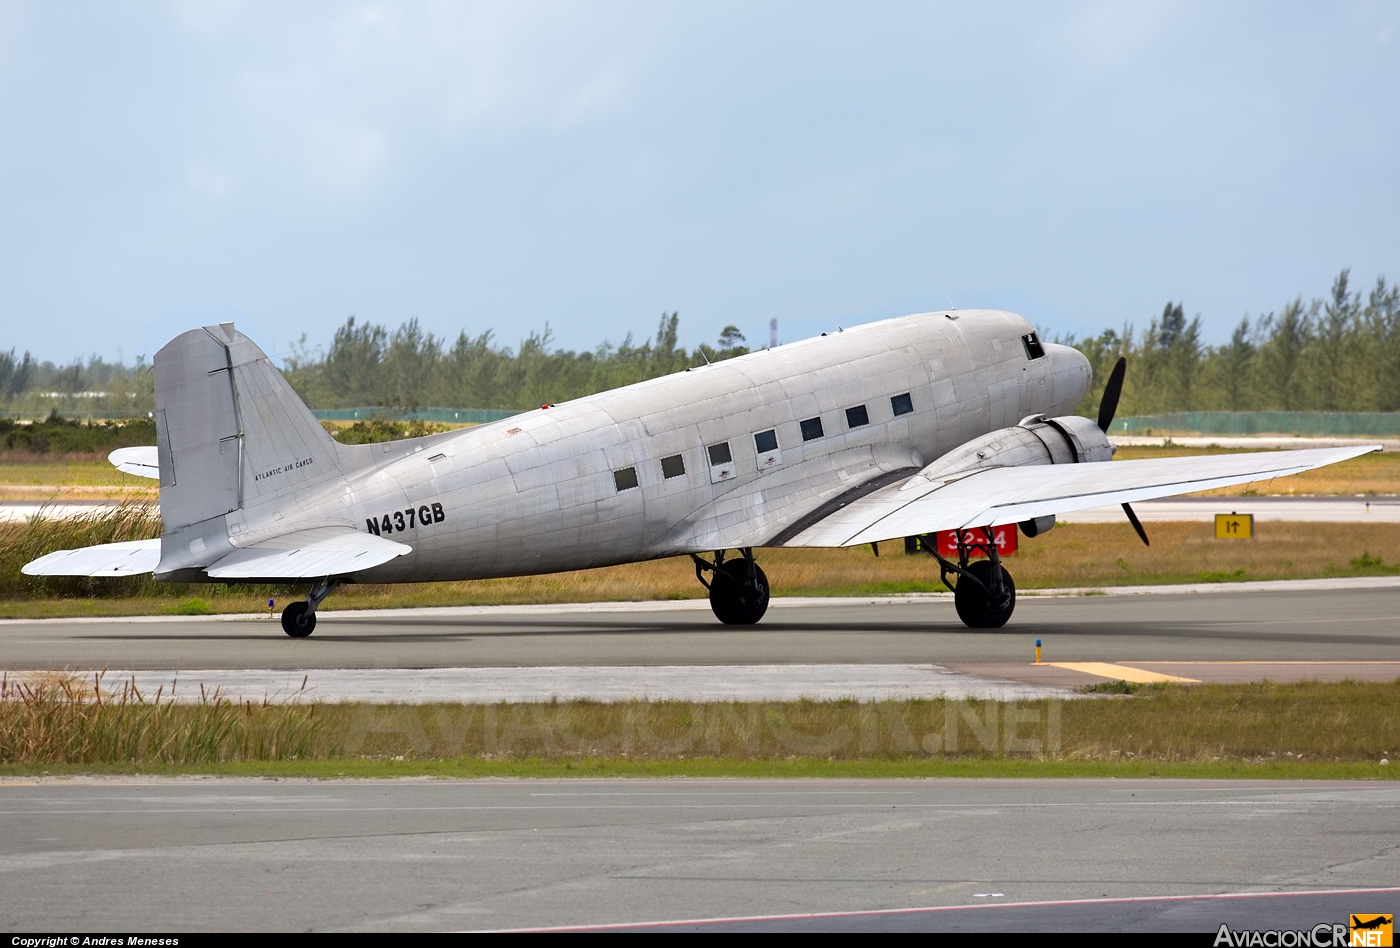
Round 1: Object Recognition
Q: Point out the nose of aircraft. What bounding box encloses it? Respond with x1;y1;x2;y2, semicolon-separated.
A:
1044;343;1092;415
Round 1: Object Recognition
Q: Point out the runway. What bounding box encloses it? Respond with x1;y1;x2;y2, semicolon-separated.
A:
1;777;1396;932
3;581;1398;693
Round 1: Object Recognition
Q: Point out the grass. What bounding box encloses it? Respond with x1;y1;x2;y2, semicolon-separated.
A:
0;457;156;500
2;679;1397;777
7;509;1400;617
1114;443;1400;496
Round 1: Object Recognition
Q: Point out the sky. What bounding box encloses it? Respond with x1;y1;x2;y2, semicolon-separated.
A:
0;1;1397;366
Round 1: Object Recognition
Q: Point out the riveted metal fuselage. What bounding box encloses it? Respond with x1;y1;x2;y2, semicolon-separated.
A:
260;310;1084;583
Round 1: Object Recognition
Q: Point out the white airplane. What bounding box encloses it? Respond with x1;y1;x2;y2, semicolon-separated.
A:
26;311;1377;636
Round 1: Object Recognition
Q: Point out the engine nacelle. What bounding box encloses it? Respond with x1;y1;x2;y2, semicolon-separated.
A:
894;416;1111;552
911;413;1113;487
899;414;1112;538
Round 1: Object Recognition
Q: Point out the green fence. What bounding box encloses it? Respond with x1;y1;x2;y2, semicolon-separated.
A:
0;409;151;422
1118;412;1400;436
310;407;521;424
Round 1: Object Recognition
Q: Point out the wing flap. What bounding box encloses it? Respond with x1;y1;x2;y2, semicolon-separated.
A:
206;526;411;579
108;446;159;479
22;538;162;576
785;445;1380;547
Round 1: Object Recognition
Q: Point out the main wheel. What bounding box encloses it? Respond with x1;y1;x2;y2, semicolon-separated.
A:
953;560;1016;629
709;560;770;625
281;601;316;637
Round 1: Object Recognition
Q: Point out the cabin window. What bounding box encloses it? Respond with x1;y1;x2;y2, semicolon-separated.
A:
661;454;686;479
800;417;824;441
845;405;869;428
891;392;913;416
613;467;639;491
753;429;782;471
707;440;736;483
1022;332;1046;360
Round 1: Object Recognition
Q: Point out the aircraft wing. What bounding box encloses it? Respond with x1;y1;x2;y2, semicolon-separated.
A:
109;446;160;479
205;527;412;579
23;527;409;579
781;445;1380;547
22;538;162;576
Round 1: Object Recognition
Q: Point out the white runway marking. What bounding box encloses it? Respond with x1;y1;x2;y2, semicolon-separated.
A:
14;664;1075;704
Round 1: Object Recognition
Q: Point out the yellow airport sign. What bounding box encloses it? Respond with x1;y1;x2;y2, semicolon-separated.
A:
1215;512;1254;539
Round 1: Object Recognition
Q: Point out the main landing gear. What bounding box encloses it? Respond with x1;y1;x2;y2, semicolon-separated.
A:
280;579;340;638
919;527;1017;629
691;548;770;625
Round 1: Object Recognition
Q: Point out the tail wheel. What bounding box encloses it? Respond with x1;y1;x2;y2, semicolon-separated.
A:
281;601;316;638
709;560;770;625
954;560;1016;629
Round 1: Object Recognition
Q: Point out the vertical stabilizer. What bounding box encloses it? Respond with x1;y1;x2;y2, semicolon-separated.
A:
153;326;241;531
153;324;344;538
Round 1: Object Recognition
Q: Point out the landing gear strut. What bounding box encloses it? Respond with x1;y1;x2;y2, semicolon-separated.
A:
692;548;770;625
920;527;1016;629
280;579;340;638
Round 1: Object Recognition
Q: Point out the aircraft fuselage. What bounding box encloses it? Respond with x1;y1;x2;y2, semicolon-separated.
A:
318;310;1089;582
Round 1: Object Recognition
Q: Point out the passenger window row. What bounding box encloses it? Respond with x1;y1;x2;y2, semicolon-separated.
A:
613;392;914;491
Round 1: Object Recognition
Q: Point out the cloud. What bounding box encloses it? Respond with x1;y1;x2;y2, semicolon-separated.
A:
183;161;232;198
169;0;244;36
1034;0;1189;82
166;2;661;207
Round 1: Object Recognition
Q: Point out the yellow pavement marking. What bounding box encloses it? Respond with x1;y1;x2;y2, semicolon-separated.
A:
1047;662;1199;683
1129;661;1400;665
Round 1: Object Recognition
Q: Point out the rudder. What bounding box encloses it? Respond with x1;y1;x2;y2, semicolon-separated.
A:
153;323;343;535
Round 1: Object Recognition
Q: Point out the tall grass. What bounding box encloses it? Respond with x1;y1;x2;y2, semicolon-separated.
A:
0;500;292;603
0;672;321;764
4;681;1396;766
0;498;162;598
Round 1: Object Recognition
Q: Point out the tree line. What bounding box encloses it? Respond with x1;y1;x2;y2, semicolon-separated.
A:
1070;269;1400;418
1;268;1395;419
0;350;152;418
282;313;750;411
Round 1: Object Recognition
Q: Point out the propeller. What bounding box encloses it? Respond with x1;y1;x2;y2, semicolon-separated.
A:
1122;501;1150;547
1096;356;1149;546
1097;357;1126;433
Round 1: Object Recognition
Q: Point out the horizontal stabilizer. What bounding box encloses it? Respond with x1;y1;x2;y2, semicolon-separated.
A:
784;445;1382;547
109;446;160;479
22;539;161;577
206;527;411;579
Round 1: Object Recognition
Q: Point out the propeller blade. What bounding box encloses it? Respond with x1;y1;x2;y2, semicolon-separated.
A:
1122;502;1150;546
1097;357;1127;433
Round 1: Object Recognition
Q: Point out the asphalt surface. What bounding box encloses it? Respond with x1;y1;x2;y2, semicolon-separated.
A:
2;778;1396;932
3;585;1398;675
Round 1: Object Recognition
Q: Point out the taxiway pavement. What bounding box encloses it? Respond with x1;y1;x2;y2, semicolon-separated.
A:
1;778;1395;932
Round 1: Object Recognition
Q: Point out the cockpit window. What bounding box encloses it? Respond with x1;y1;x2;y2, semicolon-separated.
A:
1022;332;1046;360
